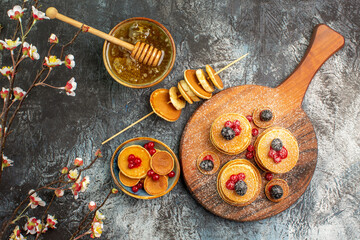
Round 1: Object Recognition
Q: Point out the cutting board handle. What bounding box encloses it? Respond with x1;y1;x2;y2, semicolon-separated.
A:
277;24;344;106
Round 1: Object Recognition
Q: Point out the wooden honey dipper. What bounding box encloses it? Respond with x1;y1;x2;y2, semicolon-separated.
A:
45;7;164;66
102;53;248;144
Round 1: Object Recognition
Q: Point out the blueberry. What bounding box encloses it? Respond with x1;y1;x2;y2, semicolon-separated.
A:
234;180;247;196
260;109;273;121
221;127;235;140
199;160;214;171
270;185;283;199
271;138;283;151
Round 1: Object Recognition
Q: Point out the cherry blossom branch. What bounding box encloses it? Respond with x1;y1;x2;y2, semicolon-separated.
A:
34;193;56;240
70;189;115;240
60;28;82;59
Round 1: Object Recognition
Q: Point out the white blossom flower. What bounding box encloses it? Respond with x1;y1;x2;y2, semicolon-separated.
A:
68;169;79;180
1;155;13;170
9;225;26;240
44;56;62;68
64;54;75;69
49;33;59;44
54;188;64;197
90;221;103;238
13;87;26;100
7;5;26;20
1;87;9;100
46;214;57;229
64;77;77;96
88;201;97;211
32;6;49;21
74;157;83;167
28;189;46;209
0;38;22;51
24;217;40;235
22;42;39;60
0;66;13;77
95;210;105;221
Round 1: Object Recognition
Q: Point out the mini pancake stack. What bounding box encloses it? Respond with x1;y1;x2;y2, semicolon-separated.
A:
217;159;261;206
210;113;252;155
118;144;175;196
150;65;224;122
254;127;299;173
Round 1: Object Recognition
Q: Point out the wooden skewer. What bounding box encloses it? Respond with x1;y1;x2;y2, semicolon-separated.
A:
102;112;155;145
102;53;249;144
46;7;163;66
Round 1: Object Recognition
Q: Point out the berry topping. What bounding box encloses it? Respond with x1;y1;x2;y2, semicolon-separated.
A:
237;173;246;181
246;115;253;122
247;145;254;152
149;149;156;156
279;147;288;159
268;149;277;158
221;127;236;140
199;160;214;171
273;155;282;163
260;109;273;122
233;120;241;128
128;154;135;161
270;185;283;199
271;138;283;151
224;121;233;128
152;174;160;181
203;155;214;161
132;186;139;193
265;172;273;181
234;180;247;196
128;163;135;169
144;143;149;149
252;128;259;136
148;142;155;149
234;128;241;136
168;171;175;178
225;180;235;190
147;170;155;177
137;182;143;189
245;151;254;159
230;174;238;182
134;158;142;166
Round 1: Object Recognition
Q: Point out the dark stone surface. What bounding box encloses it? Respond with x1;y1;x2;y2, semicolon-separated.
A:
0;0;359;239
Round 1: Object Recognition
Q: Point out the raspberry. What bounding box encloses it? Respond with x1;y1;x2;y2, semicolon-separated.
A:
252;128;259;136
245;151;254;159
234;128;241;136
273;155;282;163
247;145;254;152
279;147;288;159
237;173;246;181
225;180;235;190
246;115;253;122
230;174;238;182
233;120;241;128
224;121;233;128
265;172;273;181
268;149;277;158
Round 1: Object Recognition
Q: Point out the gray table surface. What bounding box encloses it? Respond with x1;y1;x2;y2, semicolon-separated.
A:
0;0;359;239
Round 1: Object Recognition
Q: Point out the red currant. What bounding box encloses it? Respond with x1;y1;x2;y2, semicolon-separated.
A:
225;180;235;190
233;120;241;128
144;143;149;149
234;128;241;136
230;174;238;182
252;128;259;136
134;158;142;165
147;170;155;177
148;142;155;149
168;171;175;178
273;155;282;163
128;154;135;161
128;159;135;164
152;174;160;181
137;182;143;189
247;145;254;152
268;149;277;158
149;149;156;156
224;121;233;128
132;186;139;193
265;172;273;181
279;147;288;159
246;115;253;122
237;173;246;180
246;151;254;159
128;163;135;169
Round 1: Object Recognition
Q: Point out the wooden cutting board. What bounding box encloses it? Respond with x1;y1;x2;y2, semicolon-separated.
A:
179;24;344;221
